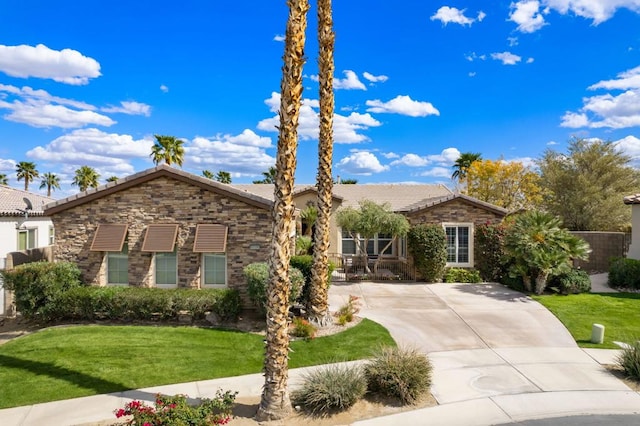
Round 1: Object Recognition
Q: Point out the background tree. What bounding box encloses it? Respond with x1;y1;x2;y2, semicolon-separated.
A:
215;170;232;184
253;166;277;184
257;0;309;421
451;152;482;193
466;158;543;211
340;178;358;184
150;135;185;167
300;204;318;236
202;169;214;179
16;161;39;191
0;174;8;185
72;166;100;192
537;138;640;231
106;176;119;183
39;172;60;197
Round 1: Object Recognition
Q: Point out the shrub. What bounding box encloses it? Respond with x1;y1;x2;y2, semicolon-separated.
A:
444;268;482;283
609;258;640;290
291;317;317;340
244;262;304;314
296;236;313;255
617;340;640;382
290;255;335;309
115;390;237;425
335;295;361;325
365;346;432;405
475;223;508;282
292;364;367;415
407;224;447;283
1;261;84;320
548;268;591;294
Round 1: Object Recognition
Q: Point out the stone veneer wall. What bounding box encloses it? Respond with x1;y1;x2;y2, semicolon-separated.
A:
570;231;630;273
404;198;504;227
51;176;272;303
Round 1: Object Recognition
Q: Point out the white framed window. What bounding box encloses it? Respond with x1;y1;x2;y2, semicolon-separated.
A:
107;243;128;285
155;249;177;287
202;253;226;287
341;230;357;255
443;223;473;267
49;226;55;245
342;231;394;256
17;228;36;251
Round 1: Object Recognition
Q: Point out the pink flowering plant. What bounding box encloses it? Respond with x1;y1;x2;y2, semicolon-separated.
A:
115;389;237;425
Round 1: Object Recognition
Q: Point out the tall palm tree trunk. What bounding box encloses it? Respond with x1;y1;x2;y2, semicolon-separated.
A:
257;0;309;421
308;0;335;326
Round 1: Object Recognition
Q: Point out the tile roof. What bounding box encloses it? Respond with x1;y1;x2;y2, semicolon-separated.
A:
0;186;55;216
624;194;640;205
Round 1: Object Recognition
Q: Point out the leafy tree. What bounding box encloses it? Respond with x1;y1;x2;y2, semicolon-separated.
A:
0;173;8;185
466;159;543;211
72;165;100;192
339;178;358;184
336;200;410;273
407;224;447;282
150;135;185;167
537;138;640;231
16;161;39;191
202;169;214;179
258;0;309;421
39;172;60;197
106;176;119;183
215;170;232;184
253;166;277;184
451;152;482;192
504;210;590;294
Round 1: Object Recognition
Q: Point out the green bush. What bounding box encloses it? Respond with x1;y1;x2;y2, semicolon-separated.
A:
244;262;304;314
290;255;335;308
291;317;317;340
609;258;640;290
296;236;313;255
1;261;84;320
475;223;508;282
292;364;367;415
365;346;432;405
444;268;482;283
617;340;640;382
407;224;447;283
548;268;591;294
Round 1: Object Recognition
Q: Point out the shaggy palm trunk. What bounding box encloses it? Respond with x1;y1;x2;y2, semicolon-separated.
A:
534;271;549;295
256;0;308;421
308;0;335;327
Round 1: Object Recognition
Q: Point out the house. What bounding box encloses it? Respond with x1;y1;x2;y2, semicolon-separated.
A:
624;193;640;259
0;186;55;315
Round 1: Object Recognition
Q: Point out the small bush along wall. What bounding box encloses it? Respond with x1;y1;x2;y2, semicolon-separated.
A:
244;262;304;313
290;255;335;308
609;258;640;290
474;223;508;282
444;268;482;283
407;224;447;282
547;269;591;294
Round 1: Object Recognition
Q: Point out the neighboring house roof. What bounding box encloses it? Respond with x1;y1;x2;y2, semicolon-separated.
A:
0;186;54;217
44;165;274;215
623;194;640;205
400;193;509;216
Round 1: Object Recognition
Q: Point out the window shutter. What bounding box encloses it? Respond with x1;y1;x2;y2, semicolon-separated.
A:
90;224;128;252
193;224;228;253
142;224;179;252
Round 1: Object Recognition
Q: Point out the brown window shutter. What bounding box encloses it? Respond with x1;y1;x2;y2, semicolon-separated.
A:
90;224;128;252
141;224;179;252
193;224;228;253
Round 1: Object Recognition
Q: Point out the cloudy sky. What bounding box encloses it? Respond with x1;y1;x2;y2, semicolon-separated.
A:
1;1;640;196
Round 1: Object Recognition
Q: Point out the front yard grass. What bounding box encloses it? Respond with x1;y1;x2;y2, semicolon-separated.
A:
0;319;394;409
532;292;640;349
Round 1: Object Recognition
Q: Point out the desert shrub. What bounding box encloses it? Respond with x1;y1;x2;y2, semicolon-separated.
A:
292;364;367;415
444;268;482;283
1;261;84;320
616;340;640;382
244;262;304;314
407;224;446;283
296;236;313;255
475;223;508;282
609;258;640;290
290;255;335;308
365;346;432;405
291;317;317;340
548;268;591;294
335;295;361;325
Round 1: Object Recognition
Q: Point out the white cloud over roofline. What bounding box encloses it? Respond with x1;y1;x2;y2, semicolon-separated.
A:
337;151;389;175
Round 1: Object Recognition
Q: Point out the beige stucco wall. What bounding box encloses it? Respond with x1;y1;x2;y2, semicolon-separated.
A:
292;191;343;254
629;204;640;260
51;176;272;302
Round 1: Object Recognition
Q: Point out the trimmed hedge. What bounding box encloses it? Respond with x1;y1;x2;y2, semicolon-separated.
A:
474;223;508;282
407;224;447;283
444;268;482;283
609;258;640;290
548;269;591;294
244;262;304;314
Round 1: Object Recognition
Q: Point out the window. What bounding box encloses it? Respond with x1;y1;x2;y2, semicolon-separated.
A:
17;228;36;251
203;253;226;287
341;230;357;255
444;223;473;267
155;250;177;287
107;243;128;285
49;226;55;245
342;231;393;256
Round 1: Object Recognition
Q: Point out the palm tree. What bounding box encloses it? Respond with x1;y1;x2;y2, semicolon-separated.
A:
300;204;318;236
39;172;60;197
72;165;100;192
215;170;232;184
252;166;277;184
202;169;214;179
150;135;185;167
452;152;482;192
106;176;119;183
308;0;335;326
257;0;309;421
16;161;39;191
0;174;8;185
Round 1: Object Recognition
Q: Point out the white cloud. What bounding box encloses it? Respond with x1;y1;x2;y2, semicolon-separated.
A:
526;57;535;63
547;140;559;145
588;65;640;90
334;70;367;90
102;101;151;116
491;51;522;65
545;0;640;24
430;6;486;26
363;72;389;83
562;90;640;128
509;0;547;33
560;111;590;127
465;52;487;62
615;135;640;165
366;95;440;117
0;158;16;174
390;154;429;167
336;151;389;175
429;147;461;164
0;100;115;128
273;34;285;42
469;72;477;77
160;85;169;93
0;44;101;85
419;166;451;178
382;152;400;159
508;37;519;46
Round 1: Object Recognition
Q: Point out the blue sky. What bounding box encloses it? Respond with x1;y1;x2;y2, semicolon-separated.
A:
1;1;640;197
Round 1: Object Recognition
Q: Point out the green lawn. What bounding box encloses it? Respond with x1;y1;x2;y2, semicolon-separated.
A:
532;292;640;349
0;319;394;409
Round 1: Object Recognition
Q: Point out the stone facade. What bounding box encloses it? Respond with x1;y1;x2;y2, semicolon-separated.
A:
405;198;505;227
50;175;272;302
